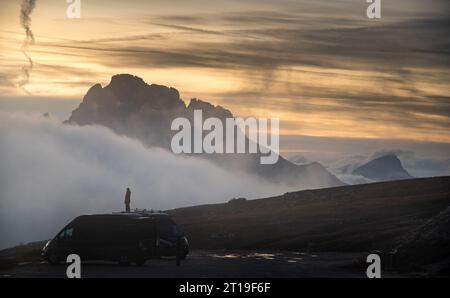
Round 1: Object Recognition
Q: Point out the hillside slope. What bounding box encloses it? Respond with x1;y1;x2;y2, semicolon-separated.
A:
169;176;450;252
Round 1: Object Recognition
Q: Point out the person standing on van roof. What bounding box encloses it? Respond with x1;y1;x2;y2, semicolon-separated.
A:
124;187;131;212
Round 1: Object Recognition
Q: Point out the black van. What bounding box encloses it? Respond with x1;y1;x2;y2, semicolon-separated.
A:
41;212;189;265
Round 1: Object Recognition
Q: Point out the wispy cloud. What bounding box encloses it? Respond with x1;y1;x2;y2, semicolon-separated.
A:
0;0;448;143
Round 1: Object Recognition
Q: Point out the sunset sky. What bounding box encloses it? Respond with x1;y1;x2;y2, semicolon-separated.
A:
0;0;449;156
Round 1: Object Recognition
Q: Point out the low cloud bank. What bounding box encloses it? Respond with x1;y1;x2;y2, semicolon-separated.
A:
0;112;289;248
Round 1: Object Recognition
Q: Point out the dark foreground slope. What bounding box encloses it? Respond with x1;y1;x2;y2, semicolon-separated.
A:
169;176;450;252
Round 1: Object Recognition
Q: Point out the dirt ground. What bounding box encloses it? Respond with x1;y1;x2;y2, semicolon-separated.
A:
0;250;411;278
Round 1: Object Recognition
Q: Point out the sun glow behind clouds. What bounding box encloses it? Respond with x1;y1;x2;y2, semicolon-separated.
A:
0;0;449;143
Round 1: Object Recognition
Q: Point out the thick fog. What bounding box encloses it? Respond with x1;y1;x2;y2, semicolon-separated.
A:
0;112;290;248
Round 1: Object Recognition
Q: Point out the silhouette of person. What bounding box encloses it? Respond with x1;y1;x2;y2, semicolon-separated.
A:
124;187;131;212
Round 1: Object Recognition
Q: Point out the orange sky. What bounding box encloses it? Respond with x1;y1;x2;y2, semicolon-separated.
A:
0;0;449;143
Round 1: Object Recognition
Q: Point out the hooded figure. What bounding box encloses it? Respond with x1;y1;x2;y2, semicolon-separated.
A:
124;188;131;212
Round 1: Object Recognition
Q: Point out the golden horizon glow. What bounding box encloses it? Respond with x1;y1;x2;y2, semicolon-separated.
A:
1;0;449;144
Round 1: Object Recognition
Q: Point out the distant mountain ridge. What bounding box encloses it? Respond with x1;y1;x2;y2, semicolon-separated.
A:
353;153;412;182
66;74;344;189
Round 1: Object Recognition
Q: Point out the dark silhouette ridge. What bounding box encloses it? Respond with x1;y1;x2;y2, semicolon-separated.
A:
169;176;450;260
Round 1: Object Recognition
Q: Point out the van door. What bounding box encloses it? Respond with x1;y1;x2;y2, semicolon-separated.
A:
76;218;110;261
75;221;101;261
136;219;157;257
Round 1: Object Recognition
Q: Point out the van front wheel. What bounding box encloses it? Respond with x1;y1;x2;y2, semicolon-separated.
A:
134;257;146;266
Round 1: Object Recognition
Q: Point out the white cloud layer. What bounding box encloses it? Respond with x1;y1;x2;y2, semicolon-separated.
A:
0;112;289;248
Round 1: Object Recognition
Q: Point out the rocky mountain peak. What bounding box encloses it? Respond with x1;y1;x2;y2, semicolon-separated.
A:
353;153;412;182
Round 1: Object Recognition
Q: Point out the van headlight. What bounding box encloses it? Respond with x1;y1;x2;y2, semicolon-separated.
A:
42;240;51;252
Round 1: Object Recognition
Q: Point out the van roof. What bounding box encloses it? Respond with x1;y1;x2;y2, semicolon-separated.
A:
113;210;169;217
78;211;169;218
